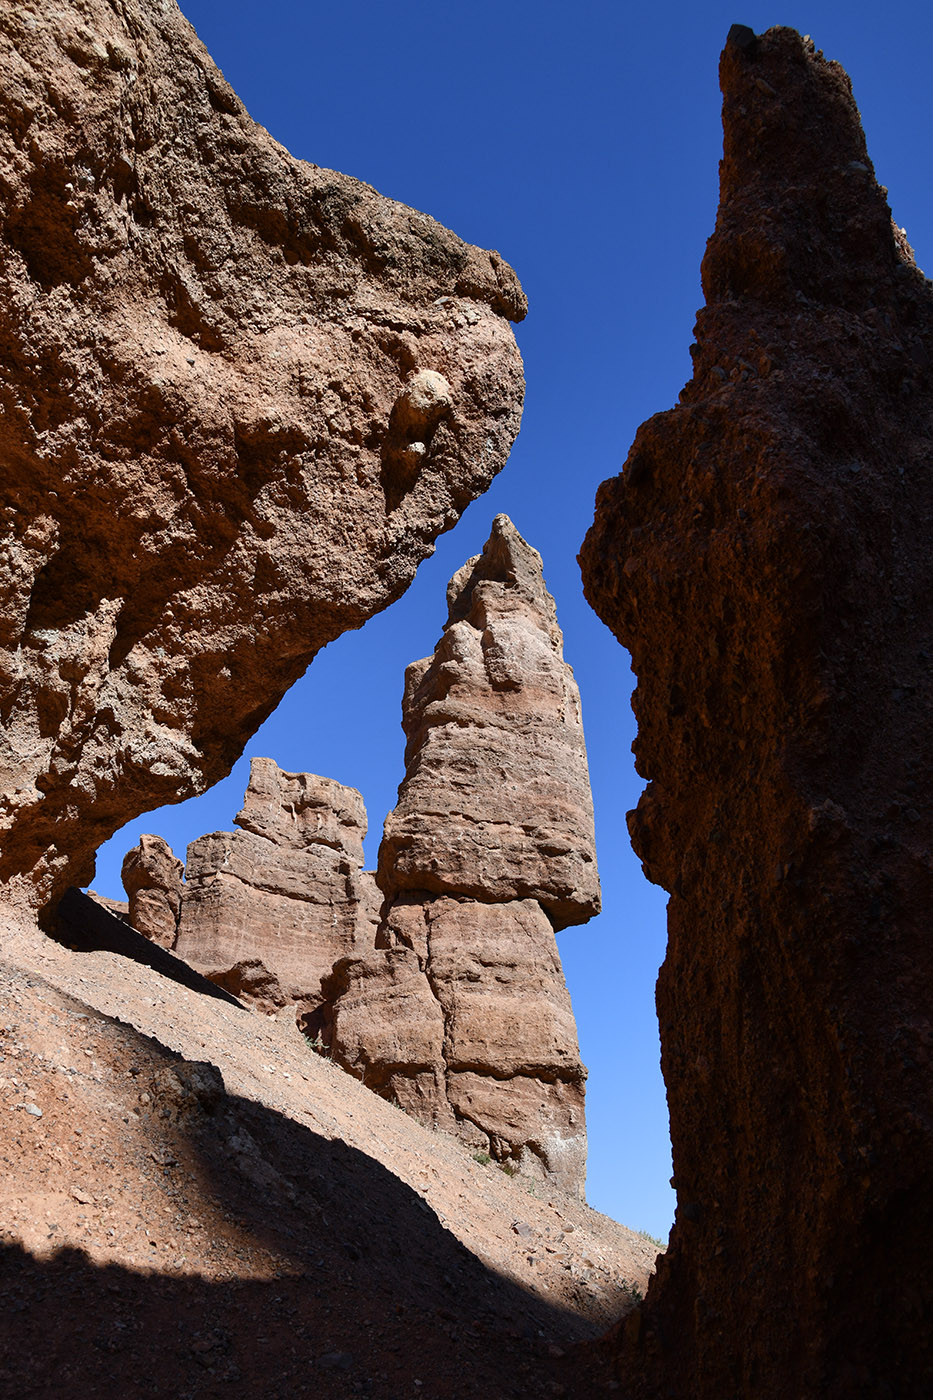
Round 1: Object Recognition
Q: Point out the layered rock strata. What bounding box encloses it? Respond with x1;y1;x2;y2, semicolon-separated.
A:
121;833;183;948
171;757;378;1013
0;0;525;918
378;514;600;924
580;26;933;1398
327;516;599;1194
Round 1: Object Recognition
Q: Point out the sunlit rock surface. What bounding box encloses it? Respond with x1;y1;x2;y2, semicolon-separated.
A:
0;0;524;917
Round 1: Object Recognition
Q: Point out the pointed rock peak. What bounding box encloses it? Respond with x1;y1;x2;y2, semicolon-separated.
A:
581;26;933;1396
446;514;553;627
704;25;918;311
233;756;367;854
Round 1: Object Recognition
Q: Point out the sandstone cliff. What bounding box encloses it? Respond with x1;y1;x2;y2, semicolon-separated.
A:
580;26;933;1398
327;516;599;1194
0;0;525;919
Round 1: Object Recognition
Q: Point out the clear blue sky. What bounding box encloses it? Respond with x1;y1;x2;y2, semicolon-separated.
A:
92;0;933;1240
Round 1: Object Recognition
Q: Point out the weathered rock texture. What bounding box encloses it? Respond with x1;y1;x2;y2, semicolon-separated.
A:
172;757;378;1013
580;26;933;1399
327;516;599;1194
121;832;183;947
0;0;525;919
380;513;600;925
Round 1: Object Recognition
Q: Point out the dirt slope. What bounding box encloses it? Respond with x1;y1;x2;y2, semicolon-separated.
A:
0;914;658;1399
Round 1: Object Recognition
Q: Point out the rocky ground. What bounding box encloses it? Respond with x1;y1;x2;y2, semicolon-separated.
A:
0;914;659;1399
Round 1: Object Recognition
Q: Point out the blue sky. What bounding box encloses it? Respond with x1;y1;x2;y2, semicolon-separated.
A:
92;0;933;1239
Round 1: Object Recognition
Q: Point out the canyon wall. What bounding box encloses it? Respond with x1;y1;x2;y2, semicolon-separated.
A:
327;515;599;1193
0;0;525;918
580;26;932;1398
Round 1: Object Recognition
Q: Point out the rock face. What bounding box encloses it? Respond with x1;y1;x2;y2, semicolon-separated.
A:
0;0;525;919
172;757;378;1013
327;516;598;1194
121;833;183;948
580;27;933;1399
380;513;600;925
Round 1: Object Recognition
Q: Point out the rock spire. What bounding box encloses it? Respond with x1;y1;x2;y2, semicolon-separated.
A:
581;26;933;1398
327;515;600;1194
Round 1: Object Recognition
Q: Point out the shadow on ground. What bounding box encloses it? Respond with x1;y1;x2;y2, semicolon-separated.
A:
0;1010;624;1400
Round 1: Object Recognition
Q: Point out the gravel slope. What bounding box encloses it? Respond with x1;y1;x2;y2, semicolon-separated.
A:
0;914;659;1399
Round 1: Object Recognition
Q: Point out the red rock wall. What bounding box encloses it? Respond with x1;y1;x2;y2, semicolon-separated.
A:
0;0;524;918
580;26;933;1398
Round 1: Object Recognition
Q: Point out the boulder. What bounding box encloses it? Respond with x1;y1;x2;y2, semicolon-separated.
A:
0;0;524;918
121;833;183;948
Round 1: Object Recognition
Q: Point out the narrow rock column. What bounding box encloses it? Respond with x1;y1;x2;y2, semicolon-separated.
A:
581;26;933;1399
121;834;184;948
329;516;599;1195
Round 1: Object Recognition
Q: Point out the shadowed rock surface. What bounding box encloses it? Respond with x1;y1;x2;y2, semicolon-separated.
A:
57;884;243;1007
581;26;933;1399
328;517;598;1194
0;0;525;918
173;758;378;1014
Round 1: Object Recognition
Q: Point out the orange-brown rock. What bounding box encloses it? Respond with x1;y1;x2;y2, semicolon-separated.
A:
120;833;183;948
173;758;378;1013
326;896;587;1190
580;26;933;1399
379;514;600;927
0;0;525;919
329;518;596;1193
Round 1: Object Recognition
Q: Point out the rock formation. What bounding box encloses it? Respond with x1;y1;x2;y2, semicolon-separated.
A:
120;518;598;1193
171;757;378;1014
0;0;525;920
379;514;601;925
121;833;183;947
326;516;599;1194
580;26;933;1399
